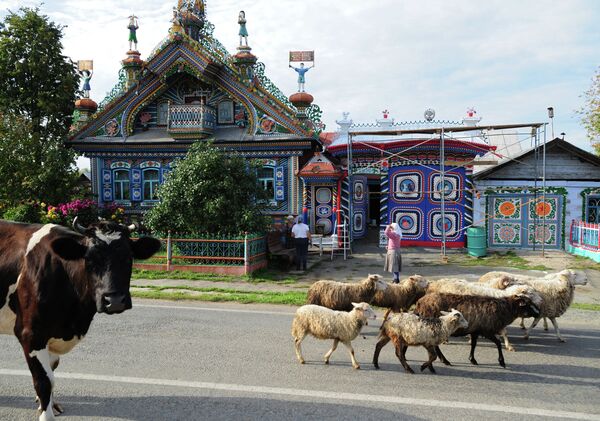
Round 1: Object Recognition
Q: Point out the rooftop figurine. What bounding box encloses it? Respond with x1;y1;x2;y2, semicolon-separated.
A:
238;11;248;47
289;62;314;93
128;14;139;51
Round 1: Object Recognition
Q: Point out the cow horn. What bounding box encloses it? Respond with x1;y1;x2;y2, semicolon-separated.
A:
72;216;87;234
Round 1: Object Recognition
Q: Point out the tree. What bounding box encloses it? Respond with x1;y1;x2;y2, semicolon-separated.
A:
145;142;270;235
580;67;600;154
0;7;79;205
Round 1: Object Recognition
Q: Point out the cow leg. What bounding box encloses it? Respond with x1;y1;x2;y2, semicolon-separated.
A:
49;353;63;415
549;317;566;342
25;346;56;421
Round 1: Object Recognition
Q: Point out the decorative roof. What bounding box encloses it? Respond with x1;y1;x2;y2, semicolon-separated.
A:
297;152;342;178
68;2;324;146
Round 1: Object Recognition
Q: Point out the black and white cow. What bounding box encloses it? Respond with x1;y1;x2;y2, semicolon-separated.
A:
0;219;161;420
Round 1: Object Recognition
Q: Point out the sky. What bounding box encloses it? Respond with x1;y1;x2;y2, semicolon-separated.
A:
1;0;599;168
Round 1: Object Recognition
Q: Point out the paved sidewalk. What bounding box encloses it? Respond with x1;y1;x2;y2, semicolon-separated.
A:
132;243;600;305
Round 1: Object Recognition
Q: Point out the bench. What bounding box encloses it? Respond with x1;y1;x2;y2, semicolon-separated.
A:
266;231;295;266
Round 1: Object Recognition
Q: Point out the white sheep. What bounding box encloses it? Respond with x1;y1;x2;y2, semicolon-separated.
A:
291;302;376;369
373;309;468;374
479;269;581;342
426;278;543;351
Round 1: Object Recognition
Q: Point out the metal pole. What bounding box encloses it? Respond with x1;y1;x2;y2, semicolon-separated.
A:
536;127;539;251
440;128;446;260
542;124;547;257
347;132;353;245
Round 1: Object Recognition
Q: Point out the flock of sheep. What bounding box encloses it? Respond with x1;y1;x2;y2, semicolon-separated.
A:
291;269;586;373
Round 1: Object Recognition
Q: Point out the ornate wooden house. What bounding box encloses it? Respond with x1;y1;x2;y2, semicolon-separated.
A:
67;1;323;224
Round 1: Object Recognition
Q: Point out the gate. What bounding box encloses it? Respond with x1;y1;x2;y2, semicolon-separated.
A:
487;194;563;249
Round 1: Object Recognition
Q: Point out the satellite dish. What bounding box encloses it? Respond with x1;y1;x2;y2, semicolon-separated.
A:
424;108;435;122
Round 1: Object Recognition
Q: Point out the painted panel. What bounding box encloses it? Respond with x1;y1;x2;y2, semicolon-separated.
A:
352;176;368;238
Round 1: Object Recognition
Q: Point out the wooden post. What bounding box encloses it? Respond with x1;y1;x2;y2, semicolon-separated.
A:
166;230;172;271
244;232;249;275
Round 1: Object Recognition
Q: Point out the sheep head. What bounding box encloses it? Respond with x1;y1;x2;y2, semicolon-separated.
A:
352;302;377;320
560;269;587;286
366;274;388;291
514;295;540;318
441;308;468;330
407;274;429;290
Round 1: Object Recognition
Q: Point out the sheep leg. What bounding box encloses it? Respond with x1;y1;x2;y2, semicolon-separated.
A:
395;340;414;374
324;339;339;364
549;317;566;342
485;334;506;368
519;317;526;329
420;346;437;374
380;308;392;329
500;328;515;352
468;333;479;366
372;336;390;369
543;317;549;331
294;334;306;364
435;346;452;366
342;340;360;369
523;316;542;340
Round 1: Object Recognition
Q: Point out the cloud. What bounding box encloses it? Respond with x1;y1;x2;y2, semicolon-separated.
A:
1;0;599;154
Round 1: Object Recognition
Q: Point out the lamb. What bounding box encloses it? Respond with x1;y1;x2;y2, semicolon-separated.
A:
414;293;540;367
291;302;376;369
426;278;543;351
372;309;468;374
306;274;387;311
371;274;430;313
479;269;581;342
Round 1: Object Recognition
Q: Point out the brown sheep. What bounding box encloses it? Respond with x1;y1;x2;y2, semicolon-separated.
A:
306;274;387;311
414;293;540;368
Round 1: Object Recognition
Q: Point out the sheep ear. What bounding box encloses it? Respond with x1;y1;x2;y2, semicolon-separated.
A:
440;310;449;316
351;302;360;308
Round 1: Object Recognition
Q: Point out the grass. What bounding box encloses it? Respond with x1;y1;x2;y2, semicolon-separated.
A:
131;267;299;285
570;303;600;311
567;255;600;271
446;251;551;271
131;285;306;305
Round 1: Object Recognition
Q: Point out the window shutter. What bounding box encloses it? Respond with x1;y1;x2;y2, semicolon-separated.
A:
161;168;171;183
275;165;285;201
131;168;142;201
102;169;113;202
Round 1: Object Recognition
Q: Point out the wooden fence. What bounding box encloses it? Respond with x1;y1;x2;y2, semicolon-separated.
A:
567;220;600;262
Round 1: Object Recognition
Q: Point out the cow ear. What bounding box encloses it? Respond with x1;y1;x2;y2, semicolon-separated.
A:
130;237;162;260
51;237;88;260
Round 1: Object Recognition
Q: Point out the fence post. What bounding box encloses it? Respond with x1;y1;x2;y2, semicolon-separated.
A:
166;230;172;271
579;222;583;247
243;232;249;275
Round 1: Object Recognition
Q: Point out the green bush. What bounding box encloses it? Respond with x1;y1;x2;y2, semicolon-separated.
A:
3;203;40;223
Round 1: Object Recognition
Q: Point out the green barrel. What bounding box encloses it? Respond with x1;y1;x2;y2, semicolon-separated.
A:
466;226;487;257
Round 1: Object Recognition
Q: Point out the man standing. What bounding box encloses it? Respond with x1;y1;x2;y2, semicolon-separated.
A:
291;216;311;271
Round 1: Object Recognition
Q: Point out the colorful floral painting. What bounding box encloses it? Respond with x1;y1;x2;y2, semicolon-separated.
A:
527;223;557;245
494;198;521;219
492;223;521;245
530;198;557;220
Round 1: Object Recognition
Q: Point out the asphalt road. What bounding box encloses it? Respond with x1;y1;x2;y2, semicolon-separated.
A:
1;300;599;421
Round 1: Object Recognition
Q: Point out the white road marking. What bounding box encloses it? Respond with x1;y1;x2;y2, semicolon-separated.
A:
133;302;296;316
0;369;598;420
26;224;57;255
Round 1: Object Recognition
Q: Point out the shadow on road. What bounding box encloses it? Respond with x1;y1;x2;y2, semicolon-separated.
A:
0;394;428;421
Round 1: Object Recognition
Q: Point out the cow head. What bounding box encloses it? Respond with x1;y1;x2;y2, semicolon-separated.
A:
50;219;161;314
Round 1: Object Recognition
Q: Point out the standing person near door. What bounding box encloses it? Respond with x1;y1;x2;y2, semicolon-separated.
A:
384;222;402;283
292;216;311;271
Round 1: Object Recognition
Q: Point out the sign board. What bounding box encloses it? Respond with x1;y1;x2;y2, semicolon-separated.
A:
77;60;93;71
289;51;314;62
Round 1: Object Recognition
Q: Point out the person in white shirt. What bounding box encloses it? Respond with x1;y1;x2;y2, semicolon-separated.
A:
291;216;311;271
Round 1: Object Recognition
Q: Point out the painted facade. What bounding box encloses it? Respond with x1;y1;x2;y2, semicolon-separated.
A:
473;138;600;250
68;1;323;224
316;111;495;248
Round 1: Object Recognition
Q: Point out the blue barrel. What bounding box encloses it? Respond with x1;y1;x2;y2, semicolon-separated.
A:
466;226;487;257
